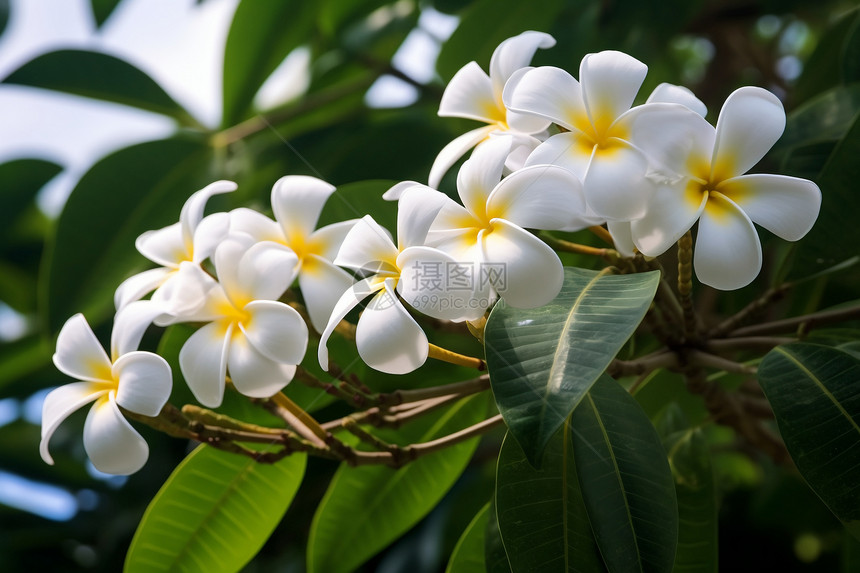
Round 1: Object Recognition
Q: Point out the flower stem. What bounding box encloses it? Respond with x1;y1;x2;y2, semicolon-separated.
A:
677;231;699;339
427;343;486;370
269;392;329;447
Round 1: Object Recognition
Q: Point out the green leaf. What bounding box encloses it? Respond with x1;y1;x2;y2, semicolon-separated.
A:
125;445;306;573
447;502;491;573
436;0;565;81
0;0;9;38
2;50;196;125
318;179;397;234
757;343;860;539
0;159;61;237
90;0;123;27
569;375;678;573
496;427;606;573
664;429;717;573
485;267;659;466
221;0;319;127
484;502;512;573
42;136;213;333
306;394;487;573
793;8;860;105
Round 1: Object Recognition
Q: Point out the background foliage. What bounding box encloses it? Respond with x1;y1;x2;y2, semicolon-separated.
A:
0;0;859;570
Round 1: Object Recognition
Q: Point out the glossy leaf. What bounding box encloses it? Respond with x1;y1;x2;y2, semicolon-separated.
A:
485;267;659;466
447;502;491;573
496;427;606;573
569;375;678;573
221;0;319;127
306;394;487;573
42;136;213;332
664;429;717;573
125;445;306;573
90;0;122;27
758;343;860;539
2;50;196;124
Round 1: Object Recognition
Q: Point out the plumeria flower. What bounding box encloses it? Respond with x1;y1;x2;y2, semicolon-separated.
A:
318;188;468;374
229;176;356;333
392;137;585;309
627;86;821;290
506;50;703;221
115;180;235;317
178;234;308;407
431;30;556;188
41;302;171;475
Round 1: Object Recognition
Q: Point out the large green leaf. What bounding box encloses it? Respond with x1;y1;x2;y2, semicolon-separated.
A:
496;427;606;573
569;375;678;573
758;343;860;539
2;50;196;125
664;429;717;573
221;0;319;127
306;394;487;573
447;502;491;573
485;267;659;466
125;445;306;572
0;158;61;236
41;136;214;332
485;501;512;573
793;8;860;105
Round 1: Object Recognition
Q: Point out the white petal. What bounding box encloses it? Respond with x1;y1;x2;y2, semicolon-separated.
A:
318;276;384;370
631;184;707;257
228;208;282;242
110;300;164;359
622;102;714;176
504;66;585;131
334;215;398;272
151;261;215;323
299;255;358;333
397;186;450;249
240;300;308;364
53;314;113;383
191;212;231;263
136;222;186;268
382;180;426;202
179;320;231;407
582;142;652;220
457;137;509;216
712;86;785;178
114;267;171;310
606;220;636;257
397;246;489;322
646;83;707;117
83;394;149;475
503;70;553;134
694;193;762;290
179;180;237;249
524;132;593;180
237;241;299;302
579;50;647;126
439;61;500;123
271;175;336;242
113;351;171;417
356;280;428;374
718;174;822;241
480;219;563;308
308;219;358;262
228;333;295;398
487;163;585;230
40;382;102;465
490;31;556;95
428;125;495;189
501;131;545;170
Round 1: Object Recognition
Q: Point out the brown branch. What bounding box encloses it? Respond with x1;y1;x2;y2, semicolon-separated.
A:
727;305;860;338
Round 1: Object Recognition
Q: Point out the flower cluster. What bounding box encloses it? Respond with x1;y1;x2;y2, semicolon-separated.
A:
41;31;821;474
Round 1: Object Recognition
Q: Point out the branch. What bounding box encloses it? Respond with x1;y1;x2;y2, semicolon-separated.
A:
727;305;860;338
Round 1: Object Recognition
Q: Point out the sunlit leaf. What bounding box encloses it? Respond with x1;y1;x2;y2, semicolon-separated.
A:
2;50;197;125
446;502;490;573
306;394;487;573
485;267;659;465
221;0;319;127
758;343;860;539
42;136;214;332
125;445;306;573
570;375;678;573
496;427;606;572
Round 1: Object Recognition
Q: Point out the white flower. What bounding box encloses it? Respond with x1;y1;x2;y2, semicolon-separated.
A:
229;176;356;333
414;137;584;309
627;86;821;290
178;235;308;407
506;51;701;221
41;302;171;475
431;30;556;187
114;180;235;318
